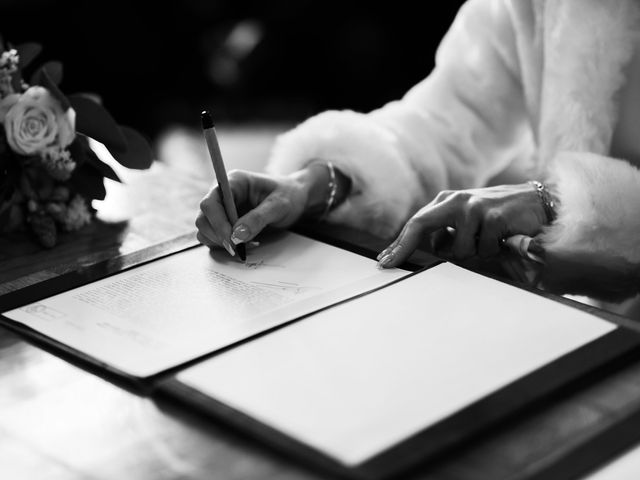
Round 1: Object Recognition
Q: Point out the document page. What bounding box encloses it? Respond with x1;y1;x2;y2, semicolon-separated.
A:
176;262;615;466
2;231;407;377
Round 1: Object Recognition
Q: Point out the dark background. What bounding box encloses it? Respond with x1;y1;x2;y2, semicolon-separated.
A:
1;0;466;143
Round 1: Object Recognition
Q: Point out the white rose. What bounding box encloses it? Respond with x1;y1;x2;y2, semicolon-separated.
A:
1;86;76;156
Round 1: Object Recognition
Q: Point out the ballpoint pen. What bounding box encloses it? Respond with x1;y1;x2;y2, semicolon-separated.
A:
200;110;246;261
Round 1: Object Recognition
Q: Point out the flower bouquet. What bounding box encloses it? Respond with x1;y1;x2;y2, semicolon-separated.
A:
0;39;153;248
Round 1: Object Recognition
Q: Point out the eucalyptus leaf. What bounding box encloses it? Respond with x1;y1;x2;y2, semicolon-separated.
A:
16;43;42;69
30;61;63;86
68;135;91;168
109;126;154;170
85;149;121;183
68;94;127;152
31;68;71;111
68;163;106;201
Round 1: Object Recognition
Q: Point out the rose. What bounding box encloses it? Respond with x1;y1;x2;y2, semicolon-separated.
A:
0;87;76;156
0;86;76;156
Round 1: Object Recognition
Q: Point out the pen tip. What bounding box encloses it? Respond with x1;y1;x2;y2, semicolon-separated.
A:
200;110;214;129
237;243;246;262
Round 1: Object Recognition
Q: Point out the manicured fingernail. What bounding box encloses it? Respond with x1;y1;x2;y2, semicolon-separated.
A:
231;224;249;244
526;251;546;265
377;248;390;261
247;241;260;249
222;240;236;257
377;253;394;268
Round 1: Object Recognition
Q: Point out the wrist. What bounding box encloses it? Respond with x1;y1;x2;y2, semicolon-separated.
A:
290;164;331;217
291;161;352;220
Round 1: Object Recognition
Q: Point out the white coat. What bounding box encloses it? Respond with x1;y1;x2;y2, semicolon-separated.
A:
266;0;640;302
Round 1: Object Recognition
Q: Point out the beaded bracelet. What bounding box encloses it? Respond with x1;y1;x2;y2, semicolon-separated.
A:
528;180;557;223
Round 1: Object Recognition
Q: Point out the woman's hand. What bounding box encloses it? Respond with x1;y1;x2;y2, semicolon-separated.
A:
196;167;331;254
377;183;549;268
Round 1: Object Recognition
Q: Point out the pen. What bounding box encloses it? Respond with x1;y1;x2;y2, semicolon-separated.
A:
200;110;246;262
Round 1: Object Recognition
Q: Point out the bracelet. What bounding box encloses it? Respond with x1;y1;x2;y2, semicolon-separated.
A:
319;161;338;221
528;180;557;223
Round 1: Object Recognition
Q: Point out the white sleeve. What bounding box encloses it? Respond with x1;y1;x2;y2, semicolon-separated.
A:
536;152;640;300
266;0;532;238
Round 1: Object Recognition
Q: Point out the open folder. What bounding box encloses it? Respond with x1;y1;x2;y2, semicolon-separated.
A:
157;260;638;479
2;230;639;479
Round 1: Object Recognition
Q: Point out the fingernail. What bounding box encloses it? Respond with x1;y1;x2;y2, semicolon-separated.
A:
377;248;390;261
231;224;249;244
526;251;546;265
247;241;261;249
377;253;394;268
222;240;236;257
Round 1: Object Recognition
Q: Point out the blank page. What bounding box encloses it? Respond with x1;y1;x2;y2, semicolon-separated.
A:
176;262;615;466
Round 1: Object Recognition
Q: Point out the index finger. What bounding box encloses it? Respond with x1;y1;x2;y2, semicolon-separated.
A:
198;185;234;244
198;173;251;238
378;201;456;268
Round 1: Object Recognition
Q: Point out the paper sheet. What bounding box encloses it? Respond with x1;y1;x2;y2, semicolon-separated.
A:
2;231;407;377
176;263;615;466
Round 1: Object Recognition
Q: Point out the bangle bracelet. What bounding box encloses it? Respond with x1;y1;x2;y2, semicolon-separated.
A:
528;180;557;223
319;161;337;221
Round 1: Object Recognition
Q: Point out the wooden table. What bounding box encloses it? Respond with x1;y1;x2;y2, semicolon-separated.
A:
3;126;640;480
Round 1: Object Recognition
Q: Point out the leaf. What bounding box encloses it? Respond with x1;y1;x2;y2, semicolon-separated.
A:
68;94;127;152
30;61;63;86
109;126;154;169
31;68;71;111
68;163;106;201
67;135;90;167
85;149;121;183
16;43;42;69
73;92;102;105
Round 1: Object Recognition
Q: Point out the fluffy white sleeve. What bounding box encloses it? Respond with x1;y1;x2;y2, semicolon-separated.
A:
266;0;533;239
537;152;640;299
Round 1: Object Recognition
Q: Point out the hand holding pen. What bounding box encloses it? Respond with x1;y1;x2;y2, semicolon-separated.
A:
195;131;344;257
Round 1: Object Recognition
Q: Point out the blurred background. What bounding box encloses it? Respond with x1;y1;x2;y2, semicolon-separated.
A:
0;0;466;148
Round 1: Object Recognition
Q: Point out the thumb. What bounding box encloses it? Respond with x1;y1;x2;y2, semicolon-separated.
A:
230;193;288;244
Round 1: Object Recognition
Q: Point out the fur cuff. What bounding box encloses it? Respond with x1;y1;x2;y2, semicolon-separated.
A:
541;151;640;267
266;110;425;238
